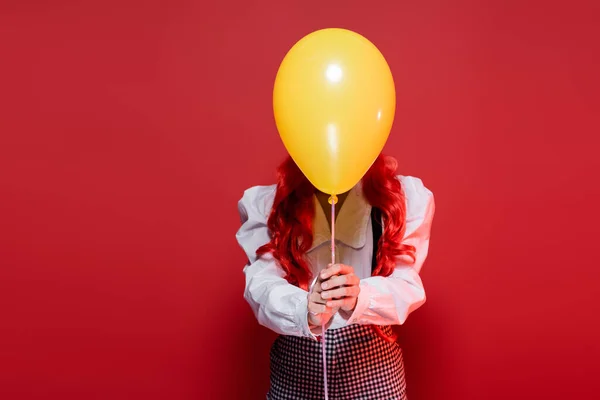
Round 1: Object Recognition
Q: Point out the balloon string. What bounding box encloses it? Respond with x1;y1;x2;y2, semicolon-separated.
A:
321;195;337;400
331;195;336;267
321;319;328;400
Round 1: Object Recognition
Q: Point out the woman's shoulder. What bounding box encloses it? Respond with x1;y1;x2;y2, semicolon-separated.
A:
397;175;433;197
397;175;434;220
238;184;277;220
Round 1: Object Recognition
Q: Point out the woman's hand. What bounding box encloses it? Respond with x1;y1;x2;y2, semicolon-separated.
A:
307;275;337;329
319;264;361;312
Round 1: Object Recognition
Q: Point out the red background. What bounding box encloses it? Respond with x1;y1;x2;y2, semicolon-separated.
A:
1;1;598;399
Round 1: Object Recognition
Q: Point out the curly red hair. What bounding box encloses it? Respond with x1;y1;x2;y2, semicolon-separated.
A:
257;154;415;291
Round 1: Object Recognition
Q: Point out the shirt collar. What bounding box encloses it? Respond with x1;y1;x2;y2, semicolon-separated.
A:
309;181;372;252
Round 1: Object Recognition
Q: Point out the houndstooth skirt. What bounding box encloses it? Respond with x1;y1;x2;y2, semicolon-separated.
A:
267;324;407;400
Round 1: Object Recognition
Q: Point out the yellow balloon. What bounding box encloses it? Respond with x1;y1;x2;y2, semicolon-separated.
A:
273;28;396;195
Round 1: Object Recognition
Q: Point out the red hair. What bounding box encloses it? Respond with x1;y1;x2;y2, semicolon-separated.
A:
257;154;416;291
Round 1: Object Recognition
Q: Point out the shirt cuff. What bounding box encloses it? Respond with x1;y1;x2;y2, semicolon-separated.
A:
346;280;371;325
295;292;319;341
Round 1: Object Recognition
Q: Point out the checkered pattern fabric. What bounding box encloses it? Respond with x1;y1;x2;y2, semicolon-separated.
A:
267;324;407;400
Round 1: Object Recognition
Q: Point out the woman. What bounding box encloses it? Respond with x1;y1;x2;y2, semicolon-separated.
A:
236;154;435;399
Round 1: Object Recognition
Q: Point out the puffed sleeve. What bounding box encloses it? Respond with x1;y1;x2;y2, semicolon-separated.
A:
236;185;317;339
347;176;435;326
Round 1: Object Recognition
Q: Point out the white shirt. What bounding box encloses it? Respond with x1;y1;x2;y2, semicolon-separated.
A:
236;175;435;340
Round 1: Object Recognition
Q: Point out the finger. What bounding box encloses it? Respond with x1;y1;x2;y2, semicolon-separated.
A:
321;285;360;300
312;278;329;294
308;301;327;315
312;280;323;293
308;302;335;317
321;287;348;299
310;273;328;293
321;273;359;290
310;291;327;304
325;297;355;310
319;263;340;280
320;263;354;280
321;274;347;290
308;312;324;326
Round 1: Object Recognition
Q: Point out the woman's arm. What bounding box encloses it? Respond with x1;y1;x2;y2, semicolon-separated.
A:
321;176;435;327
236;185;318;339
348;177;434;326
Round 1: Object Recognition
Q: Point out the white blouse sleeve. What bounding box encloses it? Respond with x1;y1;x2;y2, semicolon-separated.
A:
346;176;435;326
236;185;317;339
